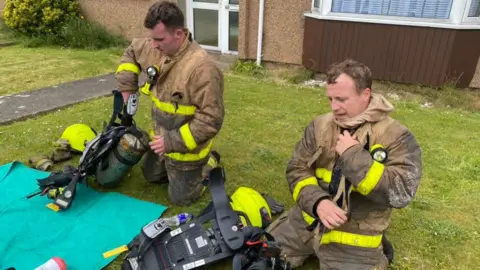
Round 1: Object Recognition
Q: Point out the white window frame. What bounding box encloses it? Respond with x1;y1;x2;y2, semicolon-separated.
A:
463;0;480;23
186;0;239;54
307;0;480;29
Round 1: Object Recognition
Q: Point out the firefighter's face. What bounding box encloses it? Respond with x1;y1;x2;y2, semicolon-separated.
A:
326;73;371;120
150;22;184;57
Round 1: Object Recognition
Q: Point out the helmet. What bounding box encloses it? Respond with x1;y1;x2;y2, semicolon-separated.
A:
60;124;97;153
230;187;272;229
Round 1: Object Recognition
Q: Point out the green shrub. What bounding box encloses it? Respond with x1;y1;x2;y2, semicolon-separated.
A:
233;60;267;77
60;17;128;49
21;17;129;49
2;0;80;35
23;18;128;49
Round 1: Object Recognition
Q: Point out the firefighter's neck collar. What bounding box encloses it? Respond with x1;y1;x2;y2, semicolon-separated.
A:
333;93;394;129
169;28;192;61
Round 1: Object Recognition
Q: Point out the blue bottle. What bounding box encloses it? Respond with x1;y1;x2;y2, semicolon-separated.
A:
163;213;194;226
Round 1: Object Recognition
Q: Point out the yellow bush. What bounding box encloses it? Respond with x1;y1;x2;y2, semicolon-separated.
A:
2;0;80;35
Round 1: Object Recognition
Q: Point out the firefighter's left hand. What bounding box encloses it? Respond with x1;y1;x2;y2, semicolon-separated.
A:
336;130;359;155
150;135;165;155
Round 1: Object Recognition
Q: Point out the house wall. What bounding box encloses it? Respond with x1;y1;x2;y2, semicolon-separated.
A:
302;17;480;89
2;0;480;88
0;0;176;40
471;59;480;89
77;0;178;41
238;0;311;65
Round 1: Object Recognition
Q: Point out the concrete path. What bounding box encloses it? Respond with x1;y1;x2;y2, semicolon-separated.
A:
0;59;234;126
0;73;117;125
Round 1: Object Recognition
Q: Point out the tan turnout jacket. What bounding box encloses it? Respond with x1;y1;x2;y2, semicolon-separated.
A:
287;93;422;247
115;30;224;163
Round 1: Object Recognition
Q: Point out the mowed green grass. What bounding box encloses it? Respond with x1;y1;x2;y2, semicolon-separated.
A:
0;74;479;270
0;44;122;96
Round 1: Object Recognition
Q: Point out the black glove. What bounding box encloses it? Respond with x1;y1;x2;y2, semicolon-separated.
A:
261;194;284;215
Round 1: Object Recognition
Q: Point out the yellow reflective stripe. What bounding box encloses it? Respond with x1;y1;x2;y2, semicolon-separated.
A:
356;161;385;195
370;144;384;152
292;176;318;202
320;230;383;248
302;211;316;225
141;82;151;95
151;96;196;116
179;124;197;151
149;130;212;162
208;156;218;168
315;168;332;183
165;140;213;162
116;63;140;75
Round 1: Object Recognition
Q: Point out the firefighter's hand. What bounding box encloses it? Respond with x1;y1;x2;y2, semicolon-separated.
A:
149;136;165;155
336;130;359;155
121;90;135;102
316;199;348;229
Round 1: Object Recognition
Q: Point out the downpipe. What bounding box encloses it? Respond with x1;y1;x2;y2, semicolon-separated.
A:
256;0;264;66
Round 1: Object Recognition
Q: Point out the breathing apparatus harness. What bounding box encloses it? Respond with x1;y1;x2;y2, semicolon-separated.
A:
120;166;290;270
25;90;147;211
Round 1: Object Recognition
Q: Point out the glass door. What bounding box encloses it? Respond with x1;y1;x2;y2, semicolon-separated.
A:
187;0;239;53
220;0;239;54
188;0;221;51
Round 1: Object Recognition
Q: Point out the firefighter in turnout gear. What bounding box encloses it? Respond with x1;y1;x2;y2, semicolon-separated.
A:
267;59;422;269
115;2;224;206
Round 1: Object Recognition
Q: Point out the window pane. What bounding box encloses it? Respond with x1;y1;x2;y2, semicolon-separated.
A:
331;0;453;19
229;0;239;4
314;0;320;8
468;0;480;17
193;9;218;47
193;0;218;3
229;11;239;51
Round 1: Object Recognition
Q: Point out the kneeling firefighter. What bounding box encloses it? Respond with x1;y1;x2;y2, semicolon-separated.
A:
26;90;151;211
119;166;290;270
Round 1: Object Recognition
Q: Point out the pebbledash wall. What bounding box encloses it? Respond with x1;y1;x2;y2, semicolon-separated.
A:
0;0;479;88
74;0;312;66
77;0;167;41
238;0;312;66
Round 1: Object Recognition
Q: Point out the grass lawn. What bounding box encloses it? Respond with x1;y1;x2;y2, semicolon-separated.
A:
0;73;479;270
0;20;13;43
0;44;122;96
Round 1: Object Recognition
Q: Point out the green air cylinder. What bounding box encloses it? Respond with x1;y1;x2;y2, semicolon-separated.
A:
95;130;150;188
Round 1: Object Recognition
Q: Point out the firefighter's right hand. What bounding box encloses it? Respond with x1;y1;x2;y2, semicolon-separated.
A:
121;90;135;102
316;199;348;229
149;135;165;155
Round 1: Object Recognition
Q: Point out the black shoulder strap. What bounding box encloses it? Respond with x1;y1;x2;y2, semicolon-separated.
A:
364;133;370;151
107;90;125;129
209;167;244;251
